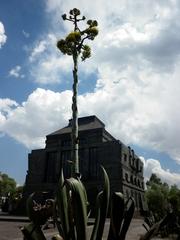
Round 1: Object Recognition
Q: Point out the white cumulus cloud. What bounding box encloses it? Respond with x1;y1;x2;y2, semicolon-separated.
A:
2;1;180;168
1;88;180;186
9;65;24;78
0;88;72;148
0;21;7;48
0;98;18;127
142;157;180;188
42;0;180;163
29;40;47;62
29;34;72;84
22;30;30;38
0;81;180;166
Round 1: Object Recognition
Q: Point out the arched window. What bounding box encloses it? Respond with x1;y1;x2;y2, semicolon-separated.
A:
44;151;57;182
130;175;133;184
134;177;137;186
125;173;129;182
138;179;141;187
126;190;129;199
88;147;99;179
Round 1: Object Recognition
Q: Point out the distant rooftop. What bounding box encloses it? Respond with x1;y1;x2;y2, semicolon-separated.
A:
48;115;106;136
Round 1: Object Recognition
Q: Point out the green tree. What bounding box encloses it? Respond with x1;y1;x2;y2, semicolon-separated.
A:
168;184;180;210
145;174;170;219
145;183;169;218
146;174;180;220
146;173;162;186
57;8;98;176
0;172;16;197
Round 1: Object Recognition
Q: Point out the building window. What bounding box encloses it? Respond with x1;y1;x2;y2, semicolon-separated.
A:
132;158;135;168
131;190;134;198
136;158;139;171
130;175;134;184
79;148;88;180
134;177;138;186
79;138;87;145
89;147;99;179
138;179;141;187
44;152;57;183
123;153;127;162
126;190;129;199
135;191;138;208
129;155;132;165
125;173;129;183
61;150;71;178
61;139;71;147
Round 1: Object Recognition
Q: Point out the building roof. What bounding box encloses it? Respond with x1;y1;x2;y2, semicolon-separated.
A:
48;115;106;136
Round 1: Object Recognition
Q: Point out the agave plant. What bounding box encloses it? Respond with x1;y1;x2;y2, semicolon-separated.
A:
21;167;135;240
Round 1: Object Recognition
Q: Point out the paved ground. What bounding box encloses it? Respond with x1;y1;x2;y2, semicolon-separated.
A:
0;215;174;240
0;216;147;240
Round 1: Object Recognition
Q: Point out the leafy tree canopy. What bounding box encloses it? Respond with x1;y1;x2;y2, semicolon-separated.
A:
0;172;16;197
145;173;180;219
146;173;162;187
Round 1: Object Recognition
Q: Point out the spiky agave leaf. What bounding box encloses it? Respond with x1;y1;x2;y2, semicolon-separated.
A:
77;177;90;216
90;166;110;240
21;222;46;240
56;170;70;240
53;199;63;237
107;192;125;240
66;177;88;240
26;193;35;222
119;197;135;240
52;234;64;240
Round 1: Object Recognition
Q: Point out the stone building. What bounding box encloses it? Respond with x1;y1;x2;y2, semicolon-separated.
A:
24;115;146;212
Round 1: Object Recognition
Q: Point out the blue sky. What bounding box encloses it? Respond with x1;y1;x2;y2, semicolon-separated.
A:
1;0;180;186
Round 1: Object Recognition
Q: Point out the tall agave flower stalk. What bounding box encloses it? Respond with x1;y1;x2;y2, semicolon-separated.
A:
57;8;98;176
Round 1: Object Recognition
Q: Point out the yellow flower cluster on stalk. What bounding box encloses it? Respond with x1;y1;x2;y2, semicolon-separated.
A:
57;8;98;61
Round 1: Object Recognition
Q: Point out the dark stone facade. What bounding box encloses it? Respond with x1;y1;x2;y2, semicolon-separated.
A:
24;115;146;212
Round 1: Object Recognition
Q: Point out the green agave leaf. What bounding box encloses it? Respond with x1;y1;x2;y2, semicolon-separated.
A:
90;191;103;240
140;221;162;240
119;197;135;240
21;223;46;240
77;178;90;222
107;192;125;240
52;234;64;240
26;193;35;222
66;177;87;240
56;170;70;239
90;166;110;240
53;199;63;237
